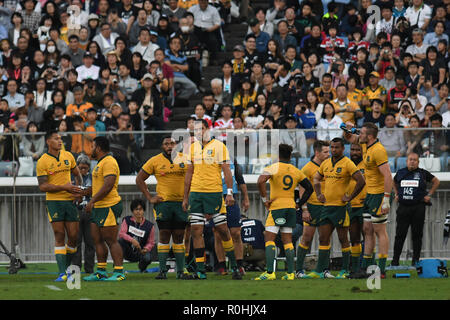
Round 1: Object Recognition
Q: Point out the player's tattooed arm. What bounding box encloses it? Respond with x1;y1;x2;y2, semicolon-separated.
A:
37;175;80;194
313;172;325;203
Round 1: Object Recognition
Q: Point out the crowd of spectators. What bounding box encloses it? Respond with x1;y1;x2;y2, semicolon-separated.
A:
0;0;448;175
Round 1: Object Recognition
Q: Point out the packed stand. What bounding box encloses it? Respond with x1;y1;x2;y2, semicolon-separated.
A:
0;0;448;176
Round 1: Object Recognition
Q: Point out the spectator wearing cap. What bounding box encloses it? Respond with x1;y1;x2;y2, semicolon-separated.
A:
157;14;173;43
20;0;40;34
232;77;257;118
231;44;248;79
404;0;432;32
162;0;187;31
118;62;139;103
189;0;222;64
103;102;123;131
131;27;159;64
247;17;270;54
280;114;307;167
164;36;198;100
129;8;150;47
380;66;396;91
66;86;94;121
406;29;429;63
65;35;86;68
87;14;100;40
273;20;297;55
361;71;387;114
93;22;120;56
131;73;165;131
76;52;100;83
269;100;285;129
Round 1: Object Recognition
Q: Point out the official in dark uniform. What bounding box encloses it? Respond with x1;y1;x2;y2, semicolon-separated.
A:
392;152;440;266
240;214;266;271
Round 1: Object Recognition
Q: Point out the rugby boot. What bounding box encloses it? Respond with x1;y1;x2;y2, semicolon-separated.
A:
336;270;349;279
54;273;67;282
83;270;108;281
231;268;242;280
303;271;321;279
281;273;295;280
104;272;126;281
254;271;276;280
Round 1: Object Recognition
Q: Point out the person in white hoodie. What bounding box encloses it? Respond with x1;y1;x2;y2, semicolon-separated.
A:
316;101;343;141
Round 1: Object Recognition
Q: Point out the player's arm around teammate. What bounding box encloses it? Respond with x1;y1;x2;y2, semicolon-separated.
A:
36;130;84;281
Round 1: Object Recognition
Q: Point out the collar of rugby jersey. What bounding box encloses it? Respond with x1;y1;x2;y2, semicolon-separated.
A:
366;138;380;150
331;155;345;167
46;151;61;162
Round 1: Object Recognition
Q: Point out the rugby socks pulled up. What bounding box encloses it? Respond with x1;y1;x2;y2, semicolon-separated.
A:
173;243;185;274
158;243;171;272
296;243;309;272
97;262;107;272
54;246;67;274
284;243;295;274
222;239;237;269
114;266;124;274
342;247;351;272
378;254;388;274
351;244;362;273
194;247;206;273
65;245;77;269
265;241;276;273
315;245;331;273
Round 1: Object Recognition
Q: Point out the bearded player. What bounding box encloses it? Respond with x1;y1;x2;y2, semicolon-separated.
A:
344;122;393;278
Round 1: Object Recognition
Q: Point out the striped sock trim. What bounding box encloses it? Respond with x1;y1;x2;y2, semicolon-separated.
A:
378;253;388;259
363;255;372;259
158;243;171;253
351;245;362;257
54;246;66;255
97;263;107;270
284;243;294;250
66;246;77;254
222;239;234;252
298;243;309;250
114;266;124;269
265;241;275;247
173;243;185;253
319;245;331;250
342;247;351;253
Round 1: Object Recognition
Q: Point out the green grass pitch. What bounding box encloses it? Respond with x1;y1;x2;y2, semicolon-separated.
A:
0;262;449;300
